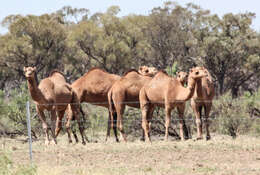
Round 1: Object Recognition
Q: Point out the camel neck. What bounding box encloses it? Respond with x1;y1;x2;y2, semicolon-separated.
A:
27;77;43;102
195;79;203;98
177;78;196;101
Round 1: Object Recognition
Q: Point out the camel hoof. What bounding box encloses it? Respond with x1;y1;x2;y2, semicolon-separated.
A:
140;137;145;142
50;140;57;145
196;137;203;141
45;140;50;146
206;136;211;141
82;141;86;145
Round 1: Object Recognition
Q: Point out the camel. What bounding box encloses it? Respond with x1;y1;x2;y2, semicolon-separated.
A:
24;67;86;145
69;68;121;142
107;66;158;142
176;71;188;86
191;67;215;140
139;67;208;142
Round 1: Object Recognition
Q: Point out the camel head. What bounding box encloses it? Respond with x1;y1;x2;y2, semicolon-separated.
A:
138;66;158;77
188;67;208;80
24;66;36;79
176;71;188;85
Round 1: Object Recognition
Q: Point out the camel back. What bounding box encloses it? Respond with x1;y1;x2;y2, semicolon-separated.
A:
49;69;65;78
122;69;139;76
84;67;108;75
155;70;168;76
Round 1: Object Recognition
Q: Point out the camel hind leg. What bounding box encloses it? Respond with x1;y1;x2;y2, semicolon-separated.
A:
70;99;87;145
140;88;151;142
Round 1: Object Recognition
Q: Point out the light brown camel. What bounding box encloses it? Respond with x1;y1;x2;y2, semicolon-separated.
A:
176;71;188;86
107;66;158;142
24;67;86;145
69;68;121;142
139;67;208;142
191;67;215;140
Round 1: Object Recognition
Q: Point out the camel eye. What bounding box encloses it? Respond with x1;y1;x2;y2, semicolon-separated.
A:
195;71;199;75
145;70;148;73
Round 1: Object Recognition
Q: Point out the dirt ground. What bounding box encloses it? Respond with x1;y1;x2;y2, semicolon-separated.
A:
1;133;260;175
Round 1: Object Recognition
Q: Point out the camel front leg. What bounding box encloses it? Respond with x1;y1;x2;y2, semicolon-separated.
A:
55;110;65;142
164;106;172;141
36;107;50;145
191;101;203;140
50;110;57;145
204;103;212;140
177;105;189;141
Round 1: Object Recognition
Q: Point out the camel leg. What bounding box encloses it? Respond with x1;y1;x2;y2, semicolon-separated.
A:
140;89;150;142
37;107;50;145
191;101;203;140
147;106;155;139
177;105;188;141
164;106;172;141
71;103;87;145
112;112;119;142
50;110;57;145
106;112;112;141
55;110;65;138
204;103;212;140
115;104;126;142
141;104;150;142
141;106;154;141
105;112;119;142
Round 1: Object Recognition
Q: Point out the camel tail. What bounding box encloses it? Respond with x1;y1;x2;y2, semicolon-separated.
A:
107;89;115;121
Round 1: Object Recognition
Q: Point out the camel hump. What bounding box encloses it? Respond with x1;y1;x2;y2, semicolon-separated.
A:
49;69;65;78
84;67;108;75
123;69;138;76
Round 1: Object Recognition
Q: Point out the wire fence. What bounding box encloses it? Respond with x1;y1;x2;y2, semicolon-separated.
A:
0;99;260;163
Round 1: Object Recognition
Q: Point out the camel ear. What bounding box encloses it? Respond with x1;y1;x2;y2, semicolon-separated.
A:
33;67;36;71
139;66;143;71
23;67;26;72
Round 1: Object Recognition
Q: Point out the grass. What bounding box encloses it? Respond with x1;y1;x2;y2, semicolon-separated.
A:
0;133;260;175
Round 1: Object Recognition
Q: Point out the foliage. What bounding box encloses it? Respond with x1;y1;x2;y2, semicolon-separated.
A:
0;83;40;137
0;2;260;139
211;91;260;137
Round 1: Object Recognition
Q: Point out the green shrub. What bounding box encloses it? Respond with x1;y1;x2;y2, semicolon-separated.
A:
0;83;41;138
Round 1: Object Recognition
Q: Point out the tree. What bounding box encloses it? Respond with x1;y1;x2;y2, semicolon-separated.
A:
193;12;260;97
0;14;67;88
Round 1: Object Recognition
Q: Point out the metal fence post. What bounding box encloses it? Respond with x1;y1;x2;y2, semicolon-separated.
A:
26;101;33;163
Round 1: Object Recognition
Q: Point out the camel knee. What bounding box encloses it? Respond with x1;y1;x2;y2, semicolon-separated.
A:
42;123;48;131
196;119;202;126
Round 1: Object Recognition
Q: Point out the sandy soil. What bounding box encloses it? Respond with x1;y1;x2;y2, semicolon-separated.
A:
1;134;260;175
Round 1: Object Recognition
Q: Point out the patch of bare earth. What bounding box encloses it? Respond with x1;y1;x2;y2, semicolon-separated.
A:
1;134;260;175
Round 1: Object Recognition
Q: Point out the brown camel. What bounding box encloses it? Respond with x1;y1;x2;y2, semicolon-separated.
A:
139;67;208;142
69;68;121;142
107;66;158;142
176;71;188;86
24;67;86;145
191;67;215;140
